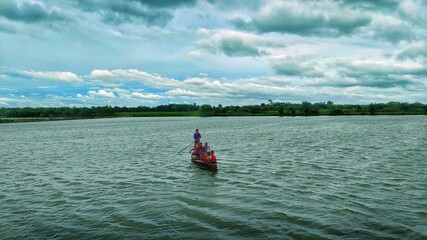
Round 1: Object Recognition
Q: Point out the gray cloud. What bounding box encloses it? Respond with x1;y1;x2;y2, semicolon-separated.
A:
0;1;69;24
371;22;414;44
101;3;173;26
339;0;400;11
218;36;268;57
206;0;263;11
134;0;197;8
278;56;427;89
73;0;196;26
75;0;196;10
229;1;421;44
398;0;427;27
397;42;427;61
196;29;286;57
0;21;16;33
310;75;417;89
332;60;427;88
269;56;324;77
232;2;371;37
339;61;427;76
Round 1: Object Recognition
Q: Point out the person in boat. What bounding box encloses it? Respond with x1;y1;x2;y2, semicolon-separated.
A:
203;151;211;162
198;143;206;159
199;143;205;157
203;142;210;154
209;150;217;164
190;142;203;157
193;129;201;147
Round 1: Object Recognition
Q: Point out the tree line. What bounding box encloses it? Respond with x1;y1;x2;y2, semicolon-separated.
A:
199;101;427;116
0;101;426;119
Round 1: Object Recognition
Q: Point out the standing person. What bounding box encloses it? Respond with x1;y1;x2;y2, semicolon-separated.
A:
193;129;201;147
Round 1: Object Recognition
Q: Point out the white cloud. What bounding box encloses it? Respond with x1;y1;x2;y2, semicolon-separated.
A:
22;70;83;83
338;59;427;76
0;74;8;80
88;89;116;98
188;50;203;60
36;85;57;89
166;88;198;97
90;69;115;79
0;96;25;106
131;92;164;99
183;77;209;86
0;97;12;106
89;69;180;88
397;41;427;61
75;88;165;104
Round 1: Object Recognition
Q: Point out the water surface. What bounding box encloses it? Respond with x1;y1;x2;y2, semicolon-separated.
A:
1;116;426;239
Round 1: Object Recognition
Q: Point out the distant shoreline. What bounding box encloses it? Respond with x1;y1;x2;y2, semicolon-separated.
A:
1;112;425;124
1;102;426;124
0;117;97;124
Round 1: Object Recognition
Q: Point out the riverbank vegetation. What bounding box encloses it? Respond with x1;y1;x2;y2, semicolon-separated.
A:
1;101;426;122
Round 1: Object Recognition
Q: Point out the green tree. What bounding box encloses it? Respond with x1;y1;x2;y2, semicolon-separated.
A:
368;103;377;115
301;101;319;116
200;104;213;116
278;105;284;116
301;101;310;115
400;103;409;114
330;108;343;115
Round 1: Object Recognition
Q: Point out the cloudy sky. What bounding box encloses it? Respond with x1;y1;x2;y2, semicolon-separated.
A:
1;0;427;107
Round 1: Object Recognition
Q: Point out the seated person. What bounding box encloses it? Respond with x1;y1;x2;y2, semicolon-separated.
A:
203;151;211;162
203;142;210;154
209;150;217;164
190;143;204;157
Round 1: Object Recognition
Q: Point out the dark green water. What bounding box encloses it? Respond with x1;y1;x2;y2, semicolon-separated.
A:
1;116;426;239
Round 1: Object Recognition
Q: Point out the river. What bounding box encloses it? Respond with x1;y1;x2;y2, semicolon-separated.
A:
1;116;426;239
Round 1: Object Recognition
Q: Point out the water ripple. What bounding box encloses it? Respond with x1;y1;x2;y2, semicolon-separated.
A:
1;116;426;239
